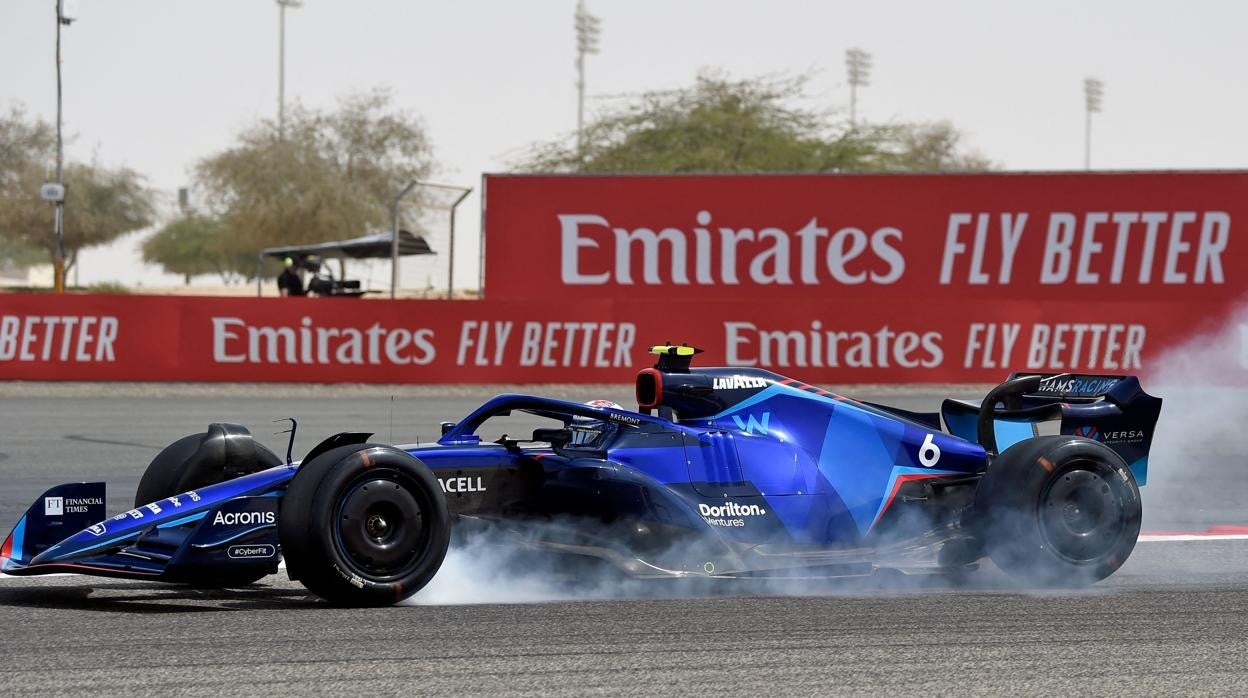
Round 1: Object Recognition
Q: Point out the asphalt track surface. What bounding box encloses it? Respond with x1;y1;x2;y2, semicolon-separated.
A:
1;384;1246;695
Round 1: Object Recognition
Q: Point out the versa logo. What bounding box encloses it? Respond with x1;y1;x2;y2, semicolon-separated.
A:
731;412;771;435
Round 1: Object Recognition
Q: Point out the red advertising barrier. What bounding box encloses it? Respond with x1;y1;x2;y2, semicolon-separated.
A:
1;172;1243;384
0;294;1243;384
483;172;1247;304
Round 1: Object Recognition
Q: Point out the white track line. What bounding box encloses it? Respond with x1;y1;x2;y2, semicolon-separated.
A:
1139;533;1248;542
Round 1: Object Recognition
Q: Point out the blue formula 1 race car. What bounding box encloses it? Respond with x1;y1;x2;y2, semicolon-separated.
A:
1;345;1162;606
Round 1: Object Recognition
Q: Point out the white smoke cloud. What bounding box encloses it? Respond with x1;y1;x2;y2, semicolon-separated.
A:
404;520;1004;607
1138;303;1248;532
406;529;683;605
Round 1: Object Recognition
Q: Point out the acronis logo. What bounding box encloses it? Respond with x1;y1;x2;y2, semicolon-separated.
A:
732;412;771;435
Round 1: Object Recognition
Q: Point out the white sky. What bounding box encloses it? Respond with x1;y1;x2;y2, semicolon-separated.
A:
3;0;1246;289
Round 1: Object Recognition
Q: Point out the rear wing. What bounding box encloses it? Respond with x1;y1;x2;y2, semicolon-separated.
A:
942;373;1162;484
1013;373;1136;402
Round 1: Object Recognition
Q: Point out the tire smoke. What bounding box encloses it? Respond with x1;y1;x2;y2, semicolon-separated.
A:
1139;304;1248;532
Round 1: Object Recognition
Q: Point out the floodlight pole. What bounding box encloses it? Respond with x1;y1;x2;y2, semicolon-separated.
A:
1084;105;1092;170
277;0;302;139
52;2;72;294
1084;77;1104;170
478;174;486;298
845;47;871;127
574;1;601;153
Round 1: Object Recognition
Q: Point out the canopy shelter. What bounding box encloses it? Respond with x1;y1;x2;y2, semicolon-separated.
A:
256;229;435;296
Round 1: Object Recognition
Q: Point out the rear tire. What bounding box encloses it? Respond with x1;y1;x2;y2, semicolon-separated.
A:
279;444;450;606
975;435;1141;586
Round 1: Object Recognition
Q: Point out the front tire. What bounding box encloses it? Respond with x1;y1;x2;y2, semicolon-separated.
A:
137;428;283;587
975;435;1141;586
136;428;282;507
279;444;450;606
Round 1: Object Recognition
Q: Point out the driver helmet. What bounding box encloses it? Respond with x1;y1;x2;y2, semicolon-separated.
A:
570;399;624;445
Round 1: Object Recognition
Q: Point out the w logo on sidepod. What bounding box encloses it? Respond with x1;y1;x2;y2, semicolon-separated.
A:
1074;425;1102;441
732;412;771;435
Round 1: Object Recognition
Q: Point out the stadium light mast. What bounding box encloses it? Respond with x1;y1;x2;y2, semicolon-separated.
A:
49;0;78;294
574;0;601;153
845;47;871;127
277;0;302;139
1084;77;1104;170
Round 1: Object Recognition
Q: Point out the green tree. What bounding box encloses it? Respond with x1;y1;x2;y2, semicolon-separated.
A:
0;235;44;269
875;121;994;172
141;213;252;285
0;106;155;277
194;89;434;271
514;72;991;174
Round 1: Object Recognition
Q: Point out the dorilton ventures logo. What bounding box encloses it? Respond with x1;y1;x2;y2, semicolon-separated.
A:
698;501;767;528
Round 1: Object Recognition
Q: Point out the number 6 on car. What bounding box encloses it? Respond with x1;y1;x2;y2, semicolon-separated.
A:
918;433;942;467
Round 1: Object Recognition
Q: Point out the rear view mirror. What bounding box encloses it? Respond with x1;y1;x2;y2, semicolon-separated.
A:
532;428;572;448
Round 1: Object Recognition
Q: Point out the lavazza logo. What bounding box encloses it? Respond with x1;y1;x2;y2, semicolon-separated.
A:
711;375;769;390
213;511;276;526
699;501;766;528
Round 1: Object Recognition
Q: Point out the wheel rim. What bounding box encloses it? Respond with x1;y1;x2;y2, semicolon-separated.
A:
334;472;430;580
1038;462;1126;564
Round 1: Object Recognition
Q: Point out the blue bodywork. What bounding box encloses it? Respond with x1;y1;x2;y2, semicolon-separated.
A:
1;364;1162;581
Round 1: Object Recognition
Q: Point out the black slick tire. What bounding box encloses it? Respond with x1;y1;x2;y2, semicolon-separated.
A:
136;431;282;507
136;430;282;586
975;434;1141;586
279;444;450;606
